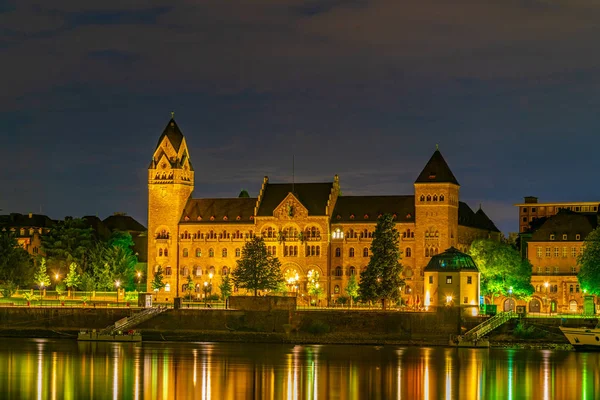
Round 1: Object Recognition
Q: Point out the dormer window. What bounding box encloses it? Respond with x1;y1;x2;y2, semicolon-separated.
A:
210;216;215;221
236;216;241;221
576;234;581;240
562;234;567;240
197;216;202;221
350;214;355;220
550;234;555;240
336;215;341;220
184;216;190;221
223;216;228;221
392;214;397;219
406;213;412;219
364;214;369;219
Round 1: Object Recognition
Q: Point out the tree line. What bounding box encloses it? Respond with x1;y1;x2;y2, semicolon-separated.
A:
0;218;139;298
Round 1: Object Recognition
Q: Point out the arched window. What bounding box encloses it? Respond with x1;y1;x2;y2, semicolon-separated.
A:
196;248;201;257
209;266;216;276
165;266;172;275
316;246;320;256
406;247;412;257
235;248;241;257
222;248;227;257
183;248;189;257
222;266;229;276
363;247;368;257
194;266;202;276
209;248;214;257
182;267;189;276
164;249;169;257
335;248;341;257
425;248;430;257
426;195;431;201
420;195;425;202
349;248;355;257
159;248;163;257
440;194;445;202
433;195;438;202
334;285;340;294
164;283;171;292
335;266;343;276
349;266;356;276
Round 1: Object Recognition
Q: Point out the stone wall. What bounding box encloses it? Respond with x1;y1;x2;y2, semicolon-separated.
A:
229;296;297;311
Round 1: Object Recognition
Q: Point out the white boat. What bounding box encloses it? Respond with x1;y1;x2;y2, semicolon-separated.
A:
559;326;600;350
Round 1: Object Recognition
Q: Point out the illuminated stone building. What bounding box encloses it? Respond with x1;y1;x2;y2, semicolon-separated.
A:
0;213;54;257
514;196;599;233
521;209;598;314
147;118;501;304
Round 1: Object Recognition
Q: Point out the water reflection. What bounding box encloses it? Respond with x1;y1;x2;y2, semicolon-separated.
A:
0;339;599;399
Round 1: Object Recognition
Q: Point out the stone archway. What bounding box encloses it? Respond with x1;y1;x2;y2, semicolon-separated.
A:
529;298;541;313
503;298;515;312
569;300;578;313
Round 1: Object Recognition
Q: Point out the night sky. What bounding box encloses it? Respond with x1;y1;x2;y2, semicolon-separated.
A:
3;1;600;235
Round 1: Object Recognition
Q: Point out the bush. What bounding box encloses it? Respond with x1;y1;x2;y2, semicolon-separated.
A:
336;296;349;305
513;322;545;339
124;291;139;301
207;294;220;301
306;320;331;335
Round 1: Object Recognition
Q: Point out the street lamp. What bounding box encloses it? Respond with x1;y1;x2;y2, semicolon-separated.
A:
54;273;60;299
209;272;214;297
508;286;513;312
116;280;121;307
136;271;142;292
203;281;209;307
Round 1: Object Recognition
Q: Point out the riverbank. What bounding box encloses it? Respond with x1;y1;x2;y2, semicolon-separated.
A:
0;307;589;350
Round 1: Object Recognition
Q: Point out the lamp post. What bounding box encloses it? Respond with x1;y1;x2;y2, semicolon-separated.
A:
116;280;121;307
136;271;142;292
208;272;213;298
203;281;208;307
544;281;549;315
55;273;60;300
508;286;513;312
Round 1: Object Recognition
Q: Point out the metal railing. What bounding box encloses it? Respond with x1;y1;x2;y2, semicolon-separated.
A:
463;311;518;341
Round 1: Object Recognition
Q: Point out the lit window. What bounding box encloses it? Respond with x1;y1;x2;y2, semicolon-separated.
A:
536;247;542;258
576;234;581;240
550;234;555;240
209;248;214;257
196;248;201;257
349;248;355;257
571;266;577;273
571;247;577;257
546;247;551;257
183;248;189;257
562;234;567;240
222;248;227;257
554;266;559;273
405;247;412;257
554;247;559;257
165;283;171;292
334;285;340;294
428;276;433;284
446;276;452;284
235;248;241;257
562;247;567;258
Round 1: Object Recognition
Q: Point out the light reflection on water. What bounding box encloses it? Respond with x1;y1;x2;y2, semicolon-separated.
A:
0;339;599;399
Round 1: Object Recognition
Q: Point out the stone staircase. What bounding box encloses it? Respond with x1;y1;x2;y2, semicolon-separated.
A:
455;311;518;347
99;306;169;335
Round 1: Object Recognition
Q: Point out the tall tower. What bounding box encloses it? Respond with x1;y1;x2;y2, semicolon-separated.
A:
414;148;460;278
147;117;194;298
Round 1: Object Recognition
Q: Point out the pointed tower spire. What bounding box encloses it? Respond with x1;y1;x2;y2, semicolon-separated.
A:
415;148;459;185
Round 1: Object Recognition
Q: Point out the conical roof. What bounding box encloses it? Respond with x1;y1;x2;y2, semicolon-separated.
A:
155;118;184;153
415;149;459;185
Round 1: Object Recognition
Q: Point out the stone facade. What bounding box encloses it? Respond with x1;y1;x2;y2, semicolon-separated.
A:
147;118;501;304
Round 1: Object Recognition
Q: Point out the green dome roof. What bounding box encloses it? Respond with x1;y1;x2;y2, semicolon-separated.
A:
424;247;478;272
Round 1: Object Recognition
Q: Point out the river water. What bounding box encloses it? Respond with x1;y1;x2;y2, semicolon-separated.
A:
0;339;598;399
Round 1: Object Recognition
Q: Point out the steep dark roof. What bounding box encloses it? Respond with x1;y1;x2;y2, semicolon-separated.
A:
238;189;250;198
103;214;147;232
0;213;55;228
155;118;184;153
424;247;479;272
181;198;257;223
256;182;334;216
458;202;500;232
415;150;459;185
531;209;598;241
332;196;415;223
82;215;112;240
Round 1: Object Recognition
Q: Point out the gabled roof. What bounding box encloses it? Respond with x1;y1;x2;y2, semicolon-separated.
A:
0;213;55;228
415;149;459;185
155;118;184;153
531;209;598;241
181;198;257;223
103;214;146;232
331;196;415;223
256;182;334;217
458;202;500;232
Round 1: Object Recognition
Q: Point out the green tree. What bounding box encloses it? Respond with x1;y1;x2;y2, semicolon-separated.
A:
219;274;233;301
185;275;194;300
0;232;34;297
358;214;404;310
41;218;94;272
345;274;359;308
151;266;166;292
102;245;138;290
64;262;81;298
307;270;323;306
578;227;600;295
232;237;284;296
469;239;534;303
34;258;51;289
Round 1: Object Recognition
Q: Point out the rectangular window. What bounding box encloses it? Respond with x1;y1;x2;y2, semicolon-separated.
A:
572;247;577;257
522;208;528;213
446;276;452;284
546;247;551;257
554;247;559;257
562;247;567;258
576;285;580;293
532;207;536;212
571;266;577;273
554;266;559;273
467;276;472;284
570;285;574;293
537;247;542;258
537;267;542;273
428;276;433;284
522;217;527;222
464;297;468;304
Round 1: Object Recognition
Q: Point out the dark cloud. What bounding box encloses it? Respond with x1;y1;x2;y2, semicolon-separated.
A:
2;0;600;234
